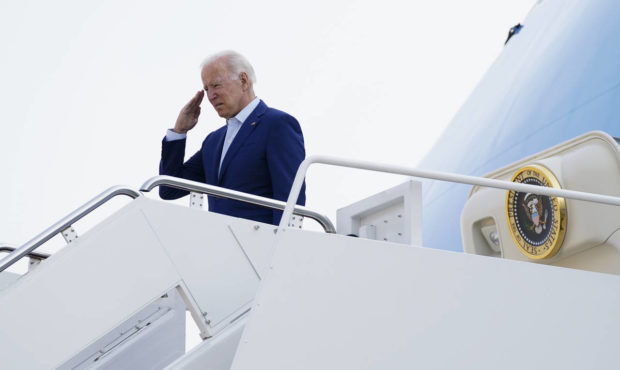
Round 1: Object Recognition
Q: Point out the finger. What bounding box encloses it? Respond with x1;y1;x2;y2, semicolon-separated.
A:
186;90;203;109
196;90;204;105
192;90;204;105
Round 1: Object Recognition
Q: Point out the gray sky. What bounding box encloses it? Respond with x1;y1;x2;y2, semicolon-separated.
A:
0;0;534;250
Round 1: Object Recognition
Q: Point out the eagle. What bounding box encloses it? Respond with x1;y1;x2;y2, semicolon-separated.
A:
521;193;548;234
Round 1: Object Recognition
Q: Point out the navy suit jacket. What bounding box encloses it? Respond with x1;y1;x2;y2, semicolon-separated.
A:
159;100;306;225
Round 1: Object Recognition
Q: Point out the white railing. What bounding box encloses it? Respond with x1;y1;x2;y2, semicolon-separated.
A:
140;175;335;233
279;155;620;230
0;175;337;274
0;186;141;273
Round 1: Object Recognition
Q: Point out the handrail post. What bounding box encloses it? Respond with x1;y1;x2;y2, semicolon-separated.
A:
279;159;313;230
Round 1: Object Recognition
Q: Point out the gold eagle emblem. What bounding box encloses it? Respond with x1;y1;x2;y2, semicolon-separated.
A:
506;165;567;259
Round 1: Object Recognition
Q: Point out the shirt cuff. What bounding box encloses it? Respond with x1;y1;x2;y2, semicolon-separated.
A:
165;129;187;141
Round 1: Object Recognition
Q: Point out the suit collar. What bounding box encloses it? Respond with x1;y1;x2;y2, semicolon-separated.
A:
230;96;261;125
244;99;267;122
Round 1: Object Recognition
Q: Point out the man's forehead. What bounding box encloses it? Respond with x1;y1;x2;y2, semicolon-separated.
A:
202;60;230;78
203;75;227;85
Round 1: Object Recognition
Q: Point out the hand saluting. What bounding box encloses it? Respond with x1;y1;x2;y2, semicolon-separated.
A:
173;90;204;134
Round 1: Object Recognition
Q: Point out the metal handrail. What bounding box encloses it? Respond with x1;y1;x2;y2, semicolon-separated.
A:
140;175;336;233
0;244;50;261
279;155;620;229
0;186;141;273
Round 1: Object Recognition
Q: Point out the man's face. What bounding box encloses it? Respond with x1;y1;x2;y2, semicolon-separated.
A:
201;61;246;119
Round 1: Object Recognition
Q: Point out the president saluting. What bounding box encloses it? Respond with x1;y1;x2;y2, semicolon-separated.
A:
159;50;306;225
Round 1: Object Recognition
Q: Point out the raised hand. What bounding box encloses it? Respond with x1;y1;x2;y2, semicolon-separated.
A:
173;90;205;134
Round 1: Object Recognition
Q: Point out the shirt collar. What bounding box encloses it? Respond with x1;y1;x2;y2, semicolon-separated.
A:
228;97;260;125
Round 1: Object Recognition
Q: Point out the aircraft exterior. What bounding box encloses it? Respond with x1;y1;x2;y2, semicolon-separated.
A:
420;0;620;250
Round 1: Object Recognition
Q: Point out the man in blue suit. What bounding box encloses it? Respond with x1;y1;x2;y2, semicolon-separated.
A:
159;51;306;225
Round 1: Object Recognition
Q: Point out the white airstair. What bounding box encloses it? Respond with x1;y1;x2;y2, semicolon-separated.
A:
0;177;334;369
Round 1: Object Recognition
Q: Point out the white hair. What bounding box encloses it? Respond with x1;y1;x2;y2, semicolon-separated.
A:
201;50;257;86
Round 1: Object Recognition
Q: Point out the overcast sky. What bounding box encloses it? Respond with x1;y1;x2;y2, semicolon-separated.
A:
0;0;535;251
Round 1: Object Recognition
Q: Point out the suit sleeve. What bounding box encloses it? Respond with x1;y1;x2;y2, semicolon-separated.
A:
266;114;306;224
159;137;205;199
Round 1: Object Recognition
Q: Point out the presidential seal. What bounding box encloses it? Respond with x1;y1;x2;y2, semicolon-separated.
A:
506;165;567;259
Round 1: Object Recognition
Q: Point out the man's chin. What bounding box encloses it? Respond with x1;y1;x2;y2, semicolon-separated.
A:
216;110;230;119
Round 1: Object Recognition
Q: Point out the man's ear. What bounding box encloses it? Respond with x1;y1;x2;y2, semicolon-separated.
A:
239;72;249;90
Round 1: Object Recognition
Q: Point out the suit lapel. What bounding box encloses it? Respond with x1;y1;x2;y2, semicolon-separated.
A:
218;101;267;184
207;128;226;185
